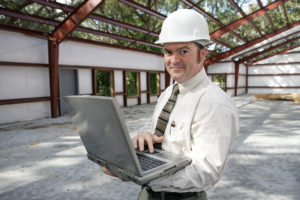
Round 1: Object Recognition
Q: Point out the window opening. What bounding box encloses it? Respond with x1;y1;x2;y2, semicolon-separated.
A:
212;74;226;91
96;70;113;96
126;71;139;97
149;72;159;95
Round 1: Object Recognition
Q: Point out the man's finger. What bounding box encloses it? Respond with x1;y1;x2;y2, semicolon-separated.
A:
138;135;145;152
133;137;138;149
102;167;117;177
153;135;164;144
144;134;154;153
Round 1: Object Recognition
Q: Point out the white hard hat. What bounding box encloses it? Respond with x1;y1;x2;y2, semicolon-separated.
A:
155;9;211;46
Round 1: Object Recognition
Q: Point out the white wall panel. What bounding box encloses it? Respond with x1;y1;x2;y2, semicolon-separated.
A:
238;76;246;86
78;69;92;94
140;72;147;91
150;96;158;103
0;66;49;99
114;70;123;92
239;64;247;74
0;102;50;124
160;73;165;90
207;62;234;73
237;88;246;95
256;51;300;64
0;30;48;63
249;76;300;86
141;93;147;104
60;41;164;71
127;98;138;106
249;65;300;74
248;88;300;94
115;95;124;106
227;75;235;87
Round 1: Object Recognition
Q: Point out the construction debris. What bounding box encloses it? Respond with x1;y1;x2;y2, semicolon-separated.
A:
254;93;300;104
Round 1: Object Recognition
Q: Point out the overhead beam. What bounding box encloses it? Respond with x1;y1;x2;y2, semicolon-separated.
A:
257;0;276;30
182;0;223;26
233;29;300;60
29;0;159;37
0;8;161;49
182;0;247;43
210;0;287;40
0;7;57;26
118;0;166;19
248;43;300;65
50;0;105;44
238;31;300;63
205;20;300;66
75;26;162;48
0;24;47;39
228;0;263;36
282;3;290;25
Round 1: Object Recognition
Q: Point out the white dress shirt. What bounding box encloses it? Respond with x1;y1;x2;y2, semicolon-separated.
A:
148;69;239;192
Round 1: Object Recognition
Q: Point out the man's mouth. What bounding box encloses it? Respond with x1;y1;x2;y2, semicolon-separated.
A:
170;65;184;69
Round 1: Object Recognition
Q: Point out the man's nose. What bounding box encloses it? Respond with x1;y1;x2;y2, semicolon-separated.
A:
170;53;181;63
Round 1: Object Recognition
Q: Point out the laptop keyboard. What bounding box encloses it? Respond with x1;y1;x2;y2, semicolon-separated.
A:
136;153;167;172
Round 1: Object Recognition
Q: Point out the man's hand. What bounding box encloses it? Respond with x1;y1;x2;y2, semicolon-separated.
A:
132;131;164;153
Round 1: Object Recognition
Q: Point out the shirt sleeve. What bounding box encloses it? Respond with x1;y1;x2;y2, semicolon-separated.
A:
149;96;239;192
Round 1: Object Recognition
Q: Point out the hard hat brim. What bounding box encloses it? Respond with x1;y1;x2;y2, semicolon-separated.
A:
155;38;212;47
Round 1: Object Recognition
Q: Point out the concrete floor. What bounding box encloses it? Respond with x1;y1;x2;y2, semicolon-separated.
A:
0;94;299;200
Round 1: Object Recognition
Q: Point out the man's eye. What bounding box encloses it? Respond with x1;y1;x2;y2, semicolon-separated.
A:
164;50;172;55
179;50;188;55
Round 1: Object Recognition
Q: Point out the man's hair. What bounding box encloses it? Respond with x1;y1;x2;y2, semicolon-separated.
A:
194;42;205;63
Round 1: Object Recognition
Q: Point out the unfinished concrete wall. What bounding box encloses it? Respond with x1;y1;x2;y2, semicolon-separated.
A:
0;30;165;124
60;41;164;71
238;64;247;95
0;30;51;124
248;48;300;94
207;61;247;96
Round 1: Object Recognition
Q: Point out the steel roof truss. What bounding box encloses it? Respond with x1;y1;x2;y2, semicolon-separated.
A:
239;33;300;63
233;29;300;61
209;0;287;40
205;20;300;66
228;0;263;37
248;42;300;65
282;3;290;25
118;0;166;19
50;0;105;44
257;0;276;31
0;8;160;49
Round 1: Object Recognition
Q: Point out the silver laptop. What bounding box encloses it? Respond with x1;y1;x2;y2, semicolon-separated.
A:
64;95;191;185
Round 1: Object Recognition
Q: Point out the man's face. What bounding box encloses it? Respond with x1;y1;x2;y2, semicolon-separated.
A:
163;42;206;83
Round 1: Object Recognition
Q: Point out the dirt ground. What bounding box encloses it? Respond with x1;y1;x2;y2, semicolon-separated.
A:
0;94;299;200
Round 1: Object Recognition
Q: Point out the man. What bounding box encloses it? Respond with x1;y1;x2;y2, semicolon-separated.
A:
104;9;239;200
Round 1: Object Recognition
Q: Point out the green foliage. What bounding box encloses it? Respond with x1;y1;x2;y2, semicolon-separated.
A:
150;73;158;95
0;0;299;57
96;70;112;96
126;72;138;97
212;74;226;91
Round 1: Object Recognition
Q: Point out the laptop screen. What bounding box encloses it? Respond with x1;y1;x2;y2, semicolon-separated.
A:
64;96;141;176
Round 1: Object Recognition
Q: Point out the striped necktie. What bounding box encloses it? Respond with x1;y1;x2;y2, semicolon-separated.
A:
154;84;180;140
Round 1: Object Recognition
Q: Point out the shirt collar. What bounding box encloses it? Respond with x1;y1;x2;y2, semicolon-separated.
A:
177;69;208;94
